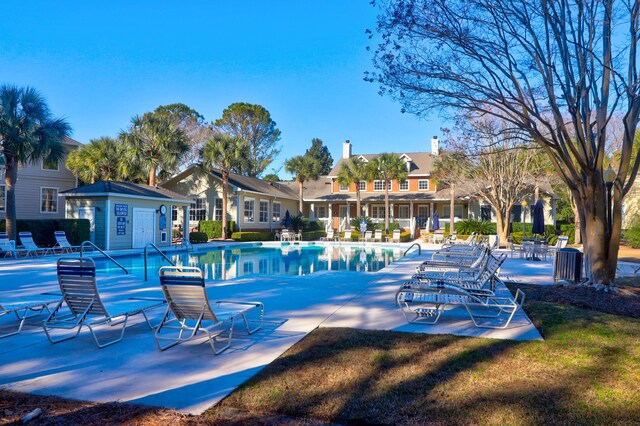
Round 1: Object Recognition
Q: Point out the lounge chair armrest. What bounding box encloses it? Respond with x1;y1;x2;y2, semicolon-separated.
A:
216;300;264;307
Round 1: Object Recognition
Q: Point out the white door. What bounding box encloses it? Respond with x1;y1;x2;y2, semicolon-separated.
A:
77;207;96;243
132;208;155;248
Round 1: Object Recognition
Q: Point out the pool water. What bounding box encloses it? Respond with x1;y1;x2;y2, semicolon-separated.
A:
95;244;404;281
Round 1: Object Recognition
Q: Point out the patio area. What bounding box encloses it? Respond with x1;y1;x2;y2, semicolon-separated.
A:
0;245;545;414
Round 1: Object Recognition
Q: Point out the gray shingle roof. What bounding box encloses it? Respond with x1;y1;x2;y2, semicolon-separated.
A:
61;181;191;201
327;152;436;177
208;168;298;200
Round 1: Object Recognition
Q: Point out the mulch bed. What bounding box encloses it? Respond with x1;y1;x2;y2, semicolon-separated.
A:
508;282;640;319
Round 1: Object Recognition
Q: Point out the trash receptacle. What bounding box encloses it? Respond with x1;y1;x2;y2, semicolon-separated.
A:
553;248;583;284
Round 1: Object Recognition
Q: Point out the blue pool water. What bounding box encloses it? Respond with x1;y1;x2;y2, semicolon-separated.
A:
95;244;404;281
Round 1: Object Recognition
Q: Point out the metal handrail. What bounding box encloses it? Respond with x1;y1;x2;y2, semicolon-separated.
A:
144;243;176;281
404;242;422;256
80;241;128;274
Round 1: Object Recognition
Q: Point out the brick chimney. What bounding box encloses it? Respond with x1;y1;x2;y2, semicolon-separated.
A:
431;136;439;156
342;140;352;159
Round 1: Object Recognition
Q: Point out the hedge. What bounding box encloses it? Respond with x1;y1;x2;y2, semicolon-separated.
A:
189;231;208;244
559;224;576;244
372;222;400;232
301;230;327;241
231;231;275;242
0;219;90;247
198;220;237;239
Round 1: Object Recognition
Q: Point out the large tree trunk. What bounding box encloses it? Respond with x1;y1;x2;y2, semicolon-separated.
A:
298;180;304;214
495;208;510;245
221;170;228;239
578;179;618;285
149;164;157;186
571;199;582;244
449;183;455;234
384;181;390;232
4;156;18;241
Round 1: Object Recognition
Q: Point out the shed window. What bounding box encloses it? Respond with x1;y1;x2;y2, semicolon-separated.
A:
244;198;255;223
259;200;269;223
214;198;223;221
481;205;492;221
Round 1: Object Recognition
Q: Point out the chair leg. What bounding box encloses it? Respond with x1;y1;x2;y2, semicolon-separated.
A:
86;314;129;349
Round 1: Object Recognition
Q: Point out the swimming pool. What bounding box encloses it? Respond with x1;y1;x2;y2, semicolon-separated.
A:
94;244;404;281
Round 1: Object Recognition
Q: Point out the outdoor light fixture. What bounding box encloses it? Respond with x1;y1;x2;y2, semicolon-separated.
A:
604;165;616;248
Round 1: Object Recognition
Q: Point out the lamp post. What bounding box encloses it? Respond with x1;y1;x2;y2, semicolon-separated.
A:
521;200;528;240
604;165;616;255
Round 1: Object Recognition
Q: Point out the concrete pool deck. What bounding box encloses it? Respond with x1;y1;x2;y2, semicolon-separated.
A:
0;243;543;414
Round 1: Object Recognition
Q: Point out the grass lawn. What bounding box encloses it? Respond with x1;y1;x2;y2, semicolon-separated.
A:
1;284;639;425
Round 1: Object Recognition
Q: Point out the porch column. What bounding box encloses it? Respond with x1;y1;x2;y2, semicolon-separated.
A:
310;203;315;220
346;201;350;225
390;203;394;220
182;205;190;241
328;203;333;230
365;203;369;217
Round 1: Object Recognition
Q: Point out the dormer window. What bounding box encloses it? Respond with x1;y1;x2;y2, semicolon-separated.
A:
399;154;412;172
357;155;369;163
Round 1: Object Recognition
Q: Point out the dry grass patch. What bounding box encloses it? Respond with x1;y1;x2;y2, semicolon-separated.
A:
211;297;640;425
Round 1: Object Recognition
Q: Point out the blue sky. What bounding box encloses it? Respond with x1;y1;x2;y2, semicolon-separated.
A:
0;1;441;178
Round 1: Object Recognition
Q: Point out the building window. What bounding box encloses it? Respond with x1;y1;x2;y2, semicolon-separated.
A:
442;204;464;219
272;202;281;222
215;198;223;221
399;180;409;191
190;198;206;221
316;205;327;218
339;183;349;191
259;200;269;223
0;185;5;212
418;180;429;190
373;180;386;191
172;205;178;221
371;205;389;219
358;181;367;191
481;204;492;221
40;187;58;213
398;205;410;219
42;157;59;171
244;198;255;223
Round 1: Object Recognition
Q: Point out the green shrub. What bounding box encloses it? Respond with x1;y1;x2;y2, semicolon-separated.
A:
189;231;208;244
509;232;523;244
624;220;640;248
172;229;182;239
306;221;323;231
301;230;326;241
452;219;496;235
350;216;375;231
373;222;400;232
198;220;237;239
559;224;576;244
0;219;90;247
231;231;275;242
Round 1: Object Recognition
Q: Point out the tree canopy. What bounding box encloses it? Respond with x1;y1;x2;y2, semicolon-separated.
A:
0;84;71;239
285;154;322;213
369;0;640;285
214;102;281;177
154;103;207;169
305;138;333;175
370;153;408;232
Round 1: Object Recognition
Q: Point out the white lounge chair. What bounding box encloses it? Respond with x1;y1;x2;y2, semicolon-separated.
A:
342;230;352;241
320;229;336;241
18;231;56;256
54;231;82;253
396;281;525;329
0;233;27;258
154;266;264;354
359;230;373;242
386;229;401;243
1;296;58;338
373;230;383;242
43;258;164;348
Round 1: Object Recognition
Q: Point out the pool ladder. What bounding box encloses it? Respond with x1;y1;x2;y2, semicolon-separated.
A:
80;241;128;274
144;243;176;281
404;243;421;256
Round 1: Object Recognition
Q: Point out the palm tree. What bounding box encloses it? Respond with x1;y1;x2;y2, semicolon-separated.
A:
121;113;189;186
369;153;408;232
66;136;126;183
337;156;369;217
285;154;322;213
201;132;248;239
0;85;71;240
